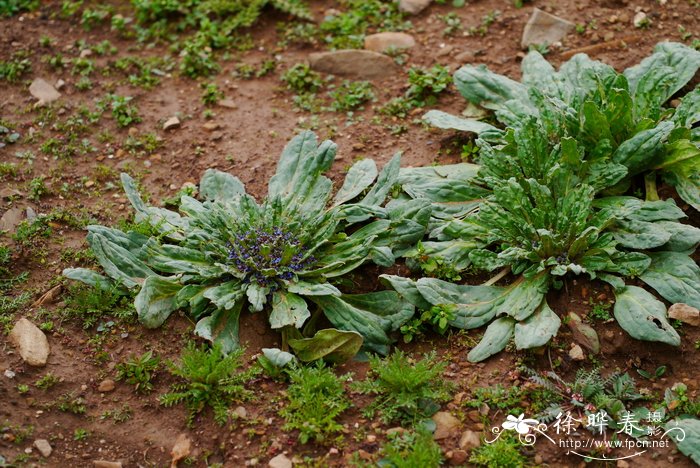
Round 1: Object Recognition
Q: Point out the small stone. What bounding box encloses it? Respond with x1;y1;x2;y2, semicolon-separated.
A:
55;79;66;90
449;449;468;465
218;99;237;109
633;12;648;28
84;180;95;188
0;188;24;199
309;50;400;80
202;122;220;131
80;49;93;58
233;406;247;419
97;379;115;392
366;434;377;443
162;116;180;131
93;462;122;468
268;454;292;468
603;31;615;42
521;8;575;49
432;411;461;440
4;369;15;379
567;312;600;353
364;32;416;53
398;0;431;14
9;318;50;366
386;427;405;436
459;430;481;450
210;131;224;141
29;78;61;105
569;344;585;361
0;207;24;232
668;303;700;327
617;460;630;468
34;439;52;457
171;434;192;466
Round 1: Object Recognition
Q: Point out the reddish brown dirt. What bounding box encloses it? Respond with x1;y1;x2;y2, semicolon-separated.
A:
1;0;699;466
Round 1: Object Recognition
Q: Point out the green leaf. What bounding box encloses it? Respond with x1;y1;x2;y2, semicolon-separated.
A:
261;348;296;368
610;219;672;249
454;64;527;109
656;221;700;252
135;276;183;328
199;169;246;202
613;286;680;346
203;281;245;311
467;317;516;363
415;279;502;329
624;42;700;105
657;139;700;211
640;252;700;309
665;418;700;464
288;328;363;363
612;121;675;175
358;153;401;208
379;274;432;310
62;268;113;291
514;302;561;350
87;231;154;289
246;283;268;312
194;301;242;354
422;110;503;139
269;291;310;329
673;87;700;128
332;158;377;206
287;281;341;296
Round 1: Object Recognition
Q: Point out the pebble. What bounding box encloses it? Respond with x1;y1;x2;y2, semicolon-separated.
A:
398;0;431;14
521;8;575;49
34;439;52;457
9;318;50;366
633;12;648;28
29;78;61;106
308;50;400;79
364;32;415;53
162;116;180;131
432;411;461;440
97;379;115;392
93;462;122;468
448;449;468;465
218;99;237;109
459;430;481;450
268;454;292;468
668;303;700;326
569;344;585;361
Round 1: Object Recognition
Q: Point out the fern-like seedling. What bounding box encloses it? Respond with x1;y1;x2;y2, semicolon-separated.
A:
280;362;351;444
160;343;259;427
352;350;453;425
115;350;160;393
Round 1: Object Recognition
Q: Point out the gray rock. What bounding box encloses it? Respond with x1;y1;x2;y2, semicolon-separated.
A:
29;78;61;106
0;207;23;232
268;454;292;468
364;32;416;53
309;50;400;80
459;430;481;450
399;0;432;14
521;8;574;49
9;318;50;366
432;411;461;440
34;439;52;457
93;462;123;468
162;116;180;131
668;303;700;326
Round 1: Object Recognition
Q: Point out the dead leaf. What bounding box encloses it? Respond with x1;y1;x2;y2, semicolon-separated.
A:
32;285;63;308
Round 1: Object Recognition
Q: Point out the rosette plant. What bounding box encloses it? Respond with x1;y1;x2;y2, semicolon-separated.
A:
64;132;430;361
385;119;700;362
424;42;700;210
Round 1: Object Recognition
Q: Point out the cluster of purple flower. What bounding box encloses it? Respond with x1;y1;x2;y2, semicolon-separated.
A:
227;227;316;286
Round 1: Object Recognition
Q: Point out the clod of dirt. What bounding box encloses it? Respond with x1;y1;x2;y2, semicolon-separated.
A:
432;411;461;440
268;453;292;468
566;312;601;353
29;78;62;106
8;318;50;367
364;32;416;53
0;207;24;232
398;0;432;14
459;430;481;451
308;50;400;80
447;449;468;465
521;8;575;49
668;303;700;327
98;379;116;393
33;439;52;457
569;344;585;361
93;461;123;468
170;433;192;468
163;116;181;131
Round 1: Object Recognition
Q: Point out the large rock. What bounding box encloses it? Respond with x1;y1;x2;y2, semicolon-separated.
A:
268;454;292;468
364;32;416;53
432;411;461;440
308;50;400;80
29;78;61;106
9;318;50;366
521;8;574;49
399;0;432;14
0;207;23;232
668;303;700;327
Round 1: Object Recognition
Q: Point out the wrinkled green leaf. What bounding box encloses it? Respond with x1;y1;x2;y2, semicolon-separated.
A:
640;252;700;309
62;268;114;291
288;328;363;363
514;302;561;350
666;418;700;464
199;168;245;202
467;317;516;362
135;276;182;328
332;158;377;206
269;291;310;329
613;286;680;346
195;301;242;354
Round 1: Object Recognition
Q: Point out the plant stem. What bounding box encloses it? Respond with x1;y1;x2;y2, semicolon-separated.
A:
482;266;511;286
644;173;659;201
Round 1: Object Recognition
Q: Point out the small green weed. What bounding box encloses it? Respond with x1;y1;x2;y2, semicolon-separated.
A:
201;82;223;105
160;344;260;426
99;94;141;128
353;350;453;425
281;363;351;444
379;429;443;467
116;350;160;393
62;282;134;329
469;432;526;467
0;51;31;82
55;393;87;414
328;80;375;112
35;372;60;390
